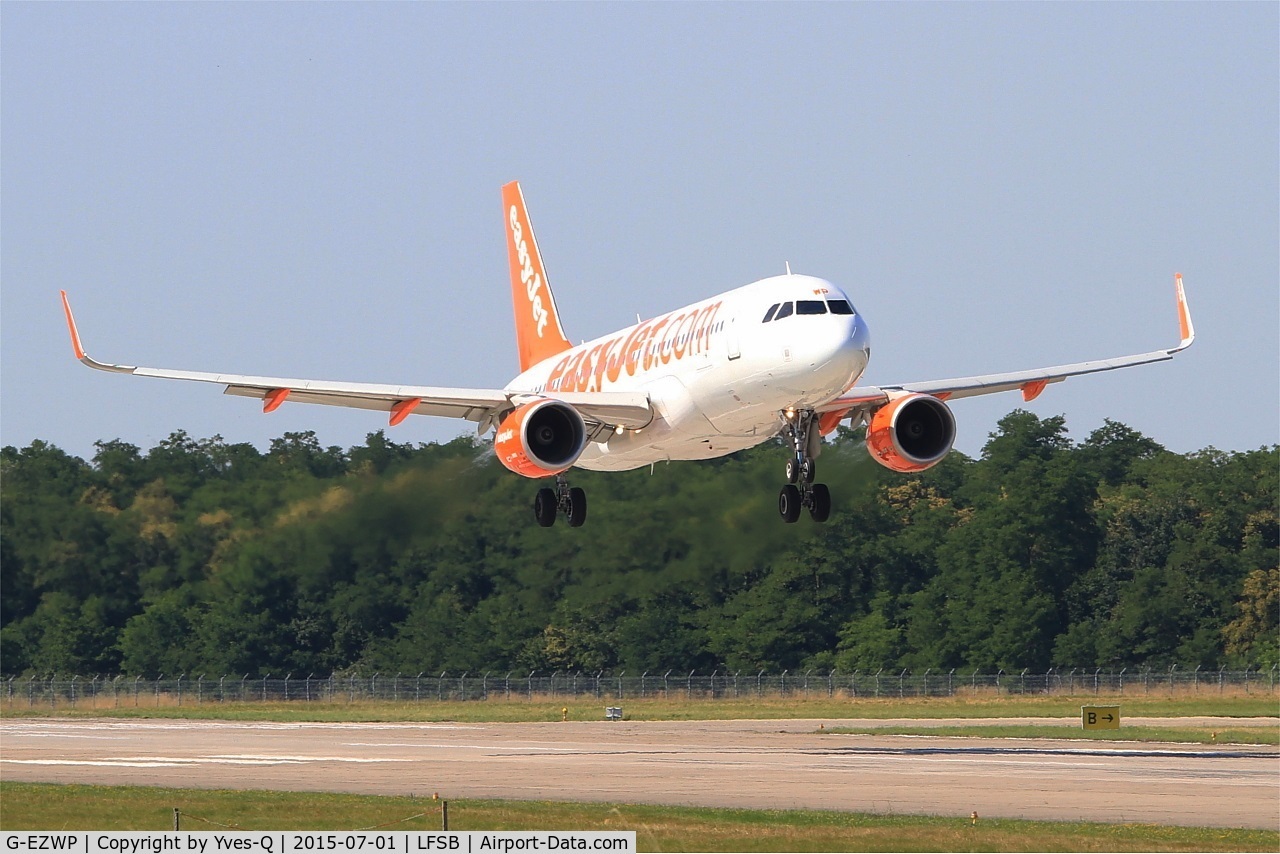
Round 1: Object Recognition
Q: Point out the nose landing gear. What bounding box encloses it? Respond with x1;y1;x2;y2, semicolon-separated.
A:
534;474;587;528
778;409;832;523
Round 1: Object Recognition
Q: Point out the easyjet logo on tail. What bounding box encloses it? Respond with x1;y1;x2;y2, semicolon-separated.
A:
503;181;572;372
509;206;549;338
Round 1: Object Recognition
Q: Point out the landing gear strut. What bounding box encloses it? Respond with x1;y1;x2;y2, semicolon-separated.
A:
534;474;587;528
778;409;832;523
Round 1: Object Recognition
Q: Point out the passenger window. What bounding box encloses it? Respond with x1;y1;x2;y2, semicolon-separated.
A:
796;300;827;315
774;302;794;320
827;299;854;315
762;303;780;323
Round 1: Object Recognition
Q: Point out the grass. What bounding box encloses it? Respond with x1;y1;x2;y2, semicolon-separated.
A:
822;724;1279;745
3;692;1277;723
1;783;1275;852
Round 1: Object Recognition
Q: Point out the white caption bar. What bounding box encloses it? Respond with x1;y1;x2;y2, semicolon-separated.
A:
2;833;635;854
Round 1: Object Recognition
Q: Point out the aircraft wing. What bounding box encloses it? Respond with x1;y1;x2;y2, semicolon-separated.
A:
820;274;1195;417
60;291;653;437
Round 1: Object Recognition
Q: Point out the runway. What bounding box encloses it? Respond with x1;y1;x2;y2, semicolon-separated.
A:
2;717;1277;829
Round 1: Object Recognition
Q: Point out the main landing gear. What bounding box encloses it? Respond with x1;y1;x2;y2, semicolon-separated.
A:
778;409;832;523
534;474;587;528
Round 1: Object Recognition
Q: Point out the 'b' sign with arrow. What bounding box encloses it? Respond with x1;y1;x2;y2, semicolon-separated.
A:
1081;705;1121;730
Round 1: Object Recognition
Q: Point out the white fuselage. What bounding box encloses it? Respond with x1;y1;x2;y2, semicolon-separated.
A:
506;274;871;471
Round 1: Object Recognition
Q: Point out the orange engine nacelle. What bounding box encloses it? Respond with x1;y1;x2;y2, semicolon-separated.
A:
866;393;957;473
494;399;588;478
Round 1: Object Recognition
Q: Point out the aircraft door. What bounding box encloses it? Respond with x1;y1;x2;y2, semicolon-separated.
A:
727;317;741;360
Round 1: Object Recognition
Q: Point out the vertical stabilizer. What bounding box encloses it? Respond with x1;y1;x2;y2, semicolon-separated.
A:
503;181;573;371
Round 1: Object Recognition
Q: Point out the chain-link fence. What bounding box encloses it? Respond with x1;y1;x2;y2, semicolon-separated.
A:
4;666;1276;709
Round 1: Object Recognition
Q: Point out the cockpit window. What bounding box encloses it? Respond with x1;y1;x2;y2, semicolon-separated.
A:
762;303;780;323
774;302;794;320
827;299;854;315
796;300;827;315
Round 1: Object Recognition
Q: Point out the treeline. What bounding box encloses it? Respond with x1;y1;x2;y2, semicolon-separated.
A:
1;413;1276;678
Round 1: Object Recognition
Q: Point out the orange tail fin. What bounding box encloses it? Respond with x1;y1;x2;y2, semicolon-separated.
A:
503;181;573;372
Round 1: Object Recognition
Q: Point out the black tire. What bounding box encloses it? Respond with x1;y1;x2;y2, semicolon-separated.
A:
800;458;816;483
534;487;557;527
778;484;802;523
785;457;800;484
567;486;588;527
809;483;831;523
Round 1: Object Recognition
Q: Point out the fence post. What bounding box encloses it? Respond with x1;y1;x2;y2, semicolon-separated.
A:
781;669;788;696
528;670;536;700
948;668;955;697
804;669;813;698
505;671;512;700
755;670;763;697
828;669;835;698
1118;668;1126;695
1019;668;1027;695
899;669;907;698
923;669;931;697
1192;665;1200;692
1218;665;1225;694
666;670;673;698
686;670;694;699
135;675;143;707
1243;666;1250;694
439;672;447;702
482;671;490;701
460;672;468;702
177;674;185;706
875;668;883;698
640;671;647;698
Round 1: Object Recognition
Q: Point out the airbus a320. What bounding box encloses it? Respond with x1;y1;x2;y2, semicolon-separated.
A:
61;181;1195;526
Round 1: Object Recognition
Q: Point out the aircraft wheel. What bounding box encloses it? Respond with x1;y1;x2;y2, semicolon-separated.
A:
567;486;588;527
534;488;557;527
809;483;831;523
778;484;802;523
800;458;816;483
785;457;801;484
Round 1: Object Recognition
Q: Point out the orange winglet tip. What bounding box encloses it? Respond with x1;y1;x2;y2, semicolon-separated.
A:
1020;379;1048;402
1174;273;1193;346
60;290;87;360
263;388;291;413
389;397;422;427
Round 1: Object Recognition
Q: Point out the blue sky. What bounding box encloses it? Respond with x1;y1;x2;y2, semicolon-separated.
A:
3;3;1276;462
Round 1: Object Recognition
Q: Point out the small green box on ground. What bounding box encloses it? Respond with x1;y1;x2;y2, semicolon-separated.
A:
1081;705;1120;730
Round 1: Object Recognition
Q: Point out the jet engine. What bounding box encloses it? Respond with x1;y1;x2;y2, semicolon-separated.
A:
494;398;588;477
866;393;956;473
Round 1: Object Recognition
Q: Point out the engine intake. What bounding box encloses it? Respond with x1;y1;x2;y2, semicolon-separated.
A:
866;393;956;472
494;398;588;477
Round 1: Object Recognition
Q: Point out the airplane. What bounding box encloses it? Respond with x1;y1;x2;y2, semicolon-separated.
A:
60;181;1196;527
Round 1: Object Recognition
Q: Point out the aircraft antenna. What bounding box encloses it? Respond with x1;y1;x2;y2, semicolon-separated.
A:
785;261;792;275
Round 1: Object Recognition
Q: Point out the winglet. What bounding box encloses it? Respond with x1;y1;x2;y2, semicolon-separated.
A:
60;290;87;360
58;291;136;374
1173;273;1195;352
502;181;574;372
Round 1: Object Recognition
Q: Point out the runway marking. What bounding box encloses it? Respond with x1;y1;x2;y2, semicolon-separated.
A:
341;742;578;752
